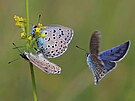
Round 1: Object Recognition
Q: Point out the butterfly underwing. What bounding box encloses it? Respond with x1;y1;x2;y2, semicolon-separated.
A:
31;25;74;58
20;52;61;74
87;31;130;85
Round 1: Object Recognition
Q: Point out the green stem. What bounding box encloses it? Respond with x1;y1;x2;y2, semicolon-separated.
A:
26;0;38;101
29;62;38;101
26;0;29;37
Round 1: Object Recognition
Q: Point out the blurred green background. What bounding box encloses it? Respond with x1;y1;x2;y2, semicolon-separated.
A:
0;0;135;101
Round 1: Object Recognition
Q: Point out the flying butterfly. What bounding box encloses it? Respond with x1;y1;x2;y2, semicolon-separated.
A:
31;24;74;58
76;31;130;85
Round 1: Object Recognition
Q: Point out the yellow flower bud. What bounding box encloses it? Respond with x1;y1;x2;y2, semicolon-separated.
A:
28;36;32;40
35;28;41;33
41;33;46;38
43;26;46;29
16;22;20;26
14;15;27;29
20;32;25;37
14;15;17;20
38;23;42;27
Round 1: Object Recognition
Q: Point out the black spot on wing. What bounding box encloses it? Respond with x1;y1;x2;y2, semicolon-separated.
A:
53;30;56;33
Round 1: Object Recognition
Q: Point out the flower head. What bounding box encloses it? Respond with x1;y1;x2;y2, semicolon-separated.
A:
14;15;46;52
14;15;26;22
14;15;26;30
35;28;41;33
41;33;46;38
37;23;46;29
20;32;26;38
28;36;32;40
38;23;43;27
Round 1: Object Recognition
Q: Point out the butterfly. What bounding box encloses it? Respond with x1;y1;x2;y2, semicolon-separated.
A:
31;25;74;58
20;51;61;74
11;42;61;74
85;31;130;85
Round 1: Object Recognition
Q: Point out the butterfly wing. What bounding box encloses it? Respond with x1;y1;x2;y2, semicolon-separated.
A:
88;31;107;84
87;54;108;85
44;25;74;44
37;25;74;58
25;52;61;74
99;41;130;62
90;31;101;56
101;60;116;72
37;37;68;58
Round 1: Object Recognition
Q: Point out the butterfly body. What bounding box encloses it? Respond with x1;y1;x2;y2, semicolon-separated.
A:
87;54;101;72
86;31;130;85
21;52;61;74
31;25;74;58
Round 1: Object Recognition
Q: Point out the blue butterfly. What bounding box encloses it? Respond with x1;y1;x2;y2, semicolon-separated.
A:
86;31;130;85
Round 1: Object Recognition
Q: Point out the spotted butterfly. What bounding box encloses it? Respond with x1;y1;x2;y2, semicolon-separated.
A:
31;25;74;58
86;31;130;85
20;51;61;74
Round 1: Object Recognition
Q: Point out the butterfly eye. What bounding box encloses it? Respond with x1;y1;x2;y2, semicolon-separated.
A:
33;25;37;28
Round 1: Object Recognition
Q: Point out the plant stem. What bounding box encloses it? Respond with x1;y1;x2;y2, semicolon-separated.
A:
26;0;38;101
29;62;38;101
26;0;29;37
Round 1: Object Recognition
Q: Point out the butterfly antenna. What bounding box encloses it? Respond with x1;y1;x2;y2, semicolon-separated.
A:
8;43;22;64
76;45;87;53
12;43;22;54
8;58;19;64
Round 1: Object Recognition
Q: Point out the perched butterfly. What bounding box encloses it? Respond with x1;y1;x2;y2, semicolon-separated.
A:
77;31;130;85
31;25;74;58
20;51;61;74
